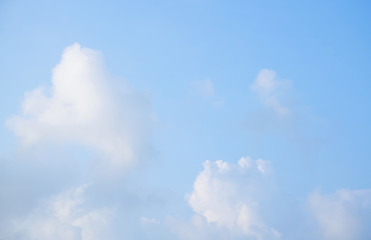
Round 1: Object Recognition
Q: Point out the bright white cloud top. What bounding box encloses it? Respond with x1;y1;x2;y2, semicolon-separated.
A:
187;157;280;239
7;43;154;173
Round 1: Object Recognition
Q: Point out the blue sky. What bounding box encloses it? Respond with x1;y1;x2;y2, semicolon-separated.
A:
1;1;371;239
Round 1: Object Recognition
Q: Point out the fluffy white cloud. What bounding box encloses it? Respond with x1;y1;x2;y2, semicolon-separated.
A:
251;69;291;116
12;184;115;240
170;156;371;240
6;43;154;173
186;157;280;239
309;189;371;240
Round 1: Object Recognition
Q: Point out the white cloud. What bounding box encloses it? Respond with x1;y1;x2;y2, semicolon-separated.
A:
308;189;371;240
170;156;371;240
6;43;154;173
251;69;291;116
12;184;115;240
186;157;280;239
255;158;271;174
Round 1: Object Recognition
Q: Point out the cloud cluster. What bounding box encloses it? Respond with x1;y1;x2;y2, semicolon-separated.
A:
169;155;371;240
3;43;371;240
186;157;280;239
7;43;154;173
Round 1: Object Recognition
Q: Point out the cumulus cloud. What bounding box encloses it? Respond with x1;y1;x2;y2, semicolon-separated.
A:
184;157;280;239
6;43;154;173
170;156;371;240
308;189;371;240
11;184;115;240
5;44;370;240
1;43;170;240
251;69;291;116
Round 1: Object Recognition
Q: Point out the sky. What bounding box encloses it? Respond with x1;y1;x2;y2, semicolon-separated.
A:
1;0;371;239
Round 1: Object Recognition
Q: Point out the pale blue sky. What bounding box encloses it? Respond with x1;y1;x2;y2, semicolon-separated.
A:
1;1;371;239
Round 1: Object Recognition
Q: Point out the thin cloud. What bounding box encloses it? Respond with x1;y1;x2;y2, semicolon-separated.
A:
251;69;291;117
193;79;215;98
191;79;224;107
308;189;371;240
140;216;160;224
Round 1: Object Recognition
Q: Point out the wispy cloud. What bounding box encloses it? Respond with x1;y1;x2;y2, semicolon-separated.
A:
309;189;371;240
251;69;291;117
191;79;224;107
140;216;160;224
193;79;215;98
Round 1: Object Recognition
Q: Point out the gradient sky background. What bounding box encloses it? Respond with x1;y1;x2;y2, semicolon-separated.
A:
1;1;371;239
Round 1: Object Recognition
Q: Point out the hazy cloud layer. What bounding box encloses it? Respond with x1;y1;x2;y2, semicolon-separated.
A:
12;184;115;240
193;79;215;98
309;189;371;240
